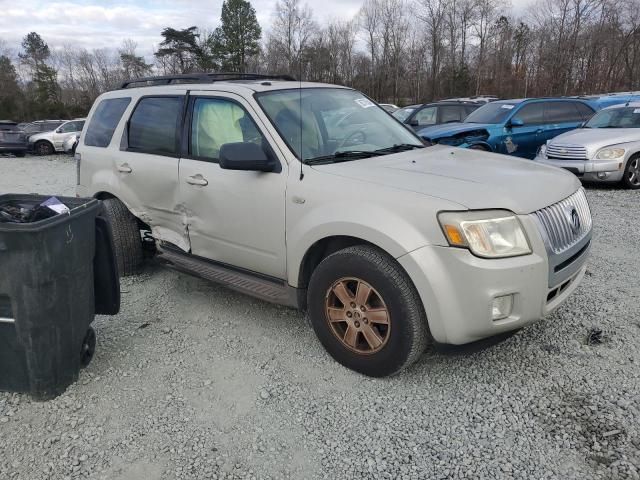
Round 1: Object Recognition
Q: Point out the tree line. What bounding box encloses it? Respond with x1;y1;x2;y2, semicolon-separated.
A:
1;0;639;122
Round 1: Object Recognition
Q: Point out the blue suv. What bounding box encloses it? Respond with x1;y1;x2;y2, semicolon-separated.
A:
417;98;597;159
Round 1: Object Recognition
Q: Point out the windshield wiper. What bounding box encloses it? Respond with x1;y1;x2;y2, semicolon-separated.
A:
373;143;425;153
305;150;386;165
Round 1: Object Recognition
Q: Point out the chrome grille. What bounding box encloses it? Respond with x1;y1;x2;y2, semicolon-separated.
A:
546;144;587;160
533;188;592;254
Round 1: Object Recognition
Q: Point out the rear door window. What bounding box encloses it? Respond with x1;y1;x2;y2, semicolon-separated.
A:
439;106;465;123
513;103;544;126
544;102;582;123
85;98;131;147
128;96;184;155
574;102;596;121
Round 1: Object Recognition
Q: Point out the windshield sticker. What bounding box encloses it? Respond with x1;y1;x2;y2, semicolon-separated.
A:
355;98;375;109
501;104;515;110
634;109;640;114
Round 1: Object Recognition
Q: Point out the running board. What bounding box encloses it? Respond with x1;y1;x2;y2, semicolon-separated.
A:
156;247;297;307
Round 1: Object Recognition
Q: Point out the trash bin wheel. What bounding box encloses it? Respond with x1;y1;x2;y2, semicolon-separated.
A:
80;327;96;368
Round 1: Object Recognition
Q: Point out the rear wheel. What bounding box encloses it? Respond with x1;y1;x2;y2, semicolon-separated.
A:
307;245;429;377
34;141;54;156
622;155;640;189
102;198;144;276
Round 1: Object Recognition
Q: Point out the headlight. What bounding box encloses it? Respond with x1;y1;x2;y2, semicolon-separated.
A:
596;148;625;159
438;210;531;258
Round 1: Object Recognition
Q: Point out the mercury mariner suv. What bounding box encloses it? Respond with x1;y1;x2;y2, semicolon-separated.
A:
77;73;592;377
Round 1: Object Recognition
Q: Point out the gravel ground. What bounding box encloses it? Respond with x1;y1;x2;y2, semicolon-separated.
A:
0;153;639;480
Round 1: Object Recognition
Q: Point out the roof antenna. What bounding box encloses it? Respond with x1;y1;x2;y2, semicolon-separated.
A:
299;56;304;181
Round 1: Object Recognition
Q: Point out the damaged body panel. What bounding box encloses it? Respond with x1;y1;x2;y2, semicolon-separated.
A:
417;98;597;159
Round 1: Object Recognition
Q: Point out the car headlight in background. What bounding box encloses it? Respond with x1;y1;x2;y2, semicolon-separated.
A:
538;143;547;157
596;147;625;159
438;210;531;258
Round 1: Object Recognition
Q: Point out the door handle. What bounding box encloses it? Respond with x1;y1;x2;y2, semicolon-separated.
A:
117;164;132;173
186;175;208;186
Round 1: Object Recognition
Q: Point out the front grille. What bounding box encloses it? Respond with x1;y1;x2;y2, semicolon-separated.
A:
546;144;587;160
534;188;592;254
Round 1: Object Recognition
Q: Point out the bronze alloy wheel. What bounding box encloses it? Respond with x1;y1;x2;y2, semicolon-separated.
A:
324;277;391;355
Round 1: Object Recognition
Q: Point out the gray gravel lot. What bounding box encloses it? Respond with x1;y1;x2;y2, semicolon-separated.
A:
0;153;639;480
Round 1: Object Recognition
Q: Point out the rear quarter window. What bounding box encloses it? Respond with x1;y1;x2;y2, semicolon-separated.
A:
85;98;131;147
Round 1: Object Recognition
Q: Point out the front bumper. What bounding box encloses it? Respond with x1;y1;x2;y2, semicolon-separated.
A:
535;155;624;182
398;215;590;345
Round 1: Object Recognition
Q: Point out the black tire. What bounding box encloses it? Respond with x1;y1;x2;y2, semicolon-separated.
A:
102;197;143;277
80;327;96;368
307;245;430;377
622;155;640;189
34;140;54;156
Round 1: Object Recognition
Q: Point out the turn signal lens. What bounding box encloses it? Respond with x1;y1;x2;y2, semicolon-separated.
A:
443;224;466;246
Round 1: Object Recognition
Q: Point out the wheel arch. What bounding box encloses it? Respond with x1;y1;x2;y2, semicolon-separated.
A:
294;234;409;311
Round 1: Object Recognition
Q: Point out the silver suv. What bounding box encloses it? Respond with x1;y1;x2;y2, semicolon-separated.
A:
77;74;592;376
29;118;85;155
536;102;640;188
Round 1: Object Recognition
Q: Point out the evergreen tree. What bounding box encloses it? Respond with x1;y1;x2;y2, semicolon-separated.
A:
0;56;22;119
214;0;262;72
155;27;202;73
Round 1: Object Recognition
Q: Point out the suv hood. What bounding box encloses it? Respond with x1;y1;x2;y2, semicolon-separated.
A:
417;122;493;139
549;128;640;157
312;146;580;214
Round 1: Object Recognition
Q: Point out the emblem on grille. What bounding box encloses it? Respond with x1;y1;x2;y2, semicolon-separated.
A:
567;206;581;233
560;148;567;154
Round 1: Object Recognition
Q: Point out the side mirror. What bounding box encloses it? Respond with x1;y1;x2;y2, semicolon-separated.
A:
55;128;62;133
219;142;275;172
509;118;524;128
409;119;419;127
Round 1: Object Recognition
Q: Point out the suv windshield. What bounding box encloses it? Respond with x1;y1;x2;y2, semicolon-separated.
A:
256;88;423;163
585;107;640;128
464;102;518;124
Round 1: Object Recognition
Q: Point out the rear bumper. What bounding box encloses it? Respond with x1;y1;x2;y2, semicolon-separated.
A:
535;156;624;182
0;144;27;153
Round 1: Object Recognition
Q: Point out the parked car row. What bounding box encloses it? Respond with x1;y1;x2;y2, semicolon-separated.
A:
0;118;85;157
386;92;640;188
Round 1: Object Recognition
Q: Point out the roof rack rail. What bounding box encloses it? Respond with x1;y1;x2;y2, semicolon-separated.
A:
119;72;297;89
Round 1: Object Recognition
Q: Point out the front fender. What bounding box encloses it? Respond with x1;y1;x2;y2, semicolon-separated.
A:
286;200;441;287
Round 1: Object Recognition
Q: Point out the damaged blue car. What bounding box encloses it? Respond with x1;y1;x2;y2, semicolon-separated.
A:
417;98;597;159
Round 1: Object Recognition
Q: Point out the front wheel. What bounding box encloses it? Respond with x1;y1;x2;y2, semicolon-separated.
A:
307;245;430;377
622;155;640;189
34;141;54;156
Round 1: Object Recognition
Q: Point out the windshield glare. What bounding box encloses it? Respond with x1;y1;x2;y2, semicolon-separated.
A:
464;102;517;124
393;107;415;122
586;107;640;128
256;88;422;161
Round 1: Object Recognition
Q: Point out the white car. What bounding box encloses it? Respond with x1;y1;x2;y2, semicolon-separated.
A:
77;74;591;376
63;133;80;154
29;118;85;155
536;102;640;188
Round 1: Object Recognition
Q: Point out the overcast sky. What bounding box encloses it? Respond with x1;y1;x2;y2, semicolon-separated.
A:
0;0;531;58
